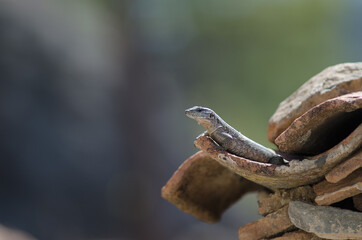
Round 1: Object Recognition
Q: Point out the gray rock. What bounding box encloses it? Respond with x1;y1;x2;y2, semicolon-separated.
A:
288;201;362;239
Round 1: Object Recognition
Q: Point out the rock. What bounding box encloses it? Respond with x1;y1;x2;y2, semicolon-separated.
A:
353;194;362;211
315;182;362;206
325;149;362;183
268;62;362;142
258;186;315;216
194;124;362;189
161;151;260;223
238;205;295;240
288;201;362;239
313;168;362;205
270;230;323;240
275;91;362;155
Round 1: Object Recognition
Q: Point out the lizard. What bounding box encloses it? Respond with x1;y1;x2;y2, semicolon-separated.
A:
185;106;286;165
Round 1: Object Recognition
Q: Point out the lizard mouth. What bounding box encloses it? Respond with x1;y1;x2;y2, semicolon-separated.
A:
185;111;209;121
185;106;210;120
185;108;214;130
185;109;199;119
184;109;194;118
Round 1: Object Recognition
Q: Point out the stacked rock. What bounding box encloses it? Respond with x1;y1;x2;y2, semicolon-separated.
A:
260;62;362;240
162;62;362;240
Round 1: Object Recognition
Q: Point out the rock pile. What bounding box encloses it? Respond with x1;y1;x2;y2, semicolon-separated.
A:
162;62;362;239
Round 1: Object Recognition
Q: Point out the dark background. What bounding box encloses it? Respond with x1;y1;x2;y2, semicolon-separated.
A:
0;0;361;239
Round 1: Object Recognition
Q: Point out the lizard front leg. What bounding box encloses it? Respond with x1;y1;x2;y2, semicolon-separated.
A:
211;129;237;152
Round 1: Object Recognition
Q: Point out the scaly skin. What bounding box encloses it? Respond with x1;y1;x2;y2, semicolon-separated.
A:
185;106;284;164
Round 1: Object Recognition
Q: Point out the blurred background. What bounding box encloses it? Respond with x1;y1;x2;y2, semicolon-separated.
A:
0;0;361;239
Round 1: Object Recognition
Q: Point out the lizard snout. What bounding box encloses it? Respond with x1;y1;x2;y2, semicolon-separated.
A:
185;108;193;118
185;106;200;119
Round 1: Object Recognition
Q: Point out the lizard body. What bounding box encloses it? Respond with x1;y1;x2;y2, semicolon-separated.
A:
185;106;285;164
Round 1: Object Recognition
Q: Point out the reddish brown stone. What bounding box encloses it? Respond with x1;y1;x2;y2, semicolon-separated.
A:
313;168;362;205
315;183;361;206
238;205;295;240
325;150;362;183
353;194;362;211
161;151;260;223
194;124;362;189
270;231;323;240
314;168;362;195
275;92;362;155
258;186;315;216
268;62;362;142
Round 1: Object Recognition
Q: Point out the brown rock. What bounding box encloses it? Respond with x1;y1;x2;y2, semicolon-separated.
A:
315;182;362;206
353;194;362;211
325;149;362;183
258;186;315;216
268;62;362;142
161;151;260;223
238;205;295;240
275;91;362;155
194;124;362;189
270;231;323;240
313;168;362;205
288;201;362;240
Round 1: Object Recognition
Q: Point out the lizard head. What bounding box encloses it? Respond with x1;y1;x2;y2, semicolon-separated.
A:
185;106;220;131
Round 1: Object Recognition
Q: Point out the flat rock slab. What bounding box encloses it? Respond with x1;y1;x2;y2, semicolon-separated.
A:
288;201;362;239
238;205;295;240
194;124;362;189
270;231;323;240
315;182;362;206
258;186;315;216
161;151;260;223
275;91;362;155
268;62;362;142
325;149;362;183
313;168;362;205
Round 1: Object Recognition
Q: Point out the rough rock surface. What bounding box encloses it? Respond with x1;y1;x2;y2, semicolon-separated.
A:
315;182;362;206
238;205;295;240
325;149;362;183
257;186;315;216
275;91;362;155
161;151;260;223
288;201;362;239
268;62;362;142
270;231;323;240
313;168;362;205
